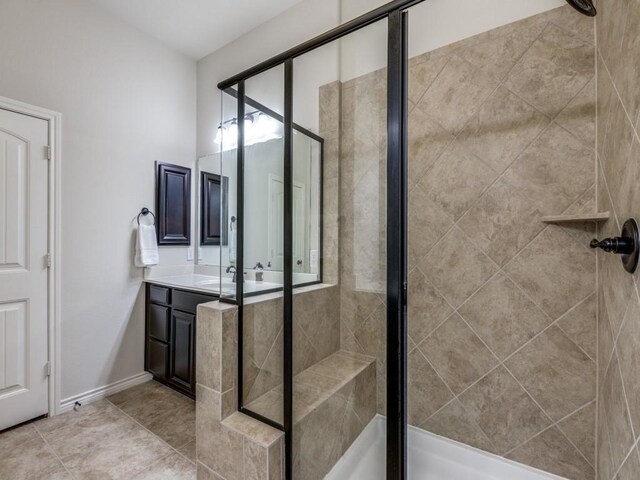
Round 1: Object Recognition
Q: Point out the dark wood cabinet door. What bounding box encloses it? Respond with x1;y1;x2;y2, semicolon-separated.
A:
170;310;195;391
148;304;170;342
147;338;169;379
156;162;191;245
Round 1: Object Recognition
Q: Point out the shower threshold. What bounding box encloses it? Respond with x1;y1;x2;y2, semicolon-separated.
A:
326;416;567;480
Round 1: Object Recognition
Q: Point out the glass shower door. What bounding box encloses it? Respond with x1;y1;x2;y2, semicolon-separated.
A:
290;17;392;480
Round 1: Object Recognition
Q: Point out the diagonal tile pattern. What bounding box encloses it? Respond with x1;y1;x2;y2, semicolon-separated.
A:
593;1;640;476
0;382;196;480
337;5;597;479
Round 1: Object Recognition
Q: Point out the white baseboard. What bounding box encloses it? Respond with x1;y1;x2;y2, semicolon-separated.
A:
58;372;152;414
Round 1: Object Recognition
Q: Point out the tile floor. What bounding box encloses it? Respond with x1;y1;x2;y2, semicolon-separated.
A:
0;380;196;479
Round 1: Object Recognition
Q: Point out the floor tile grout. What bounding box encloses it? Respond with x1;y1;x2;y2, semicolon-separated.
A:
105;394;197;467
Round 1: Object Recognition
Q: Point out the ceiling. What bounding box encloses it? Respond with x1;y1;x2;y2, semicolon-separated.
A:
90;0;306;59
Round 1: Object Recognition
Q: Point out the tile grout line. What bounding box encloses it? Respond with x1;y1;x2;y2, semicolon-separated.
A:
409;20;554;197
105;397;197;467
598;50;640;145
33;425;78;480
613;344;638;442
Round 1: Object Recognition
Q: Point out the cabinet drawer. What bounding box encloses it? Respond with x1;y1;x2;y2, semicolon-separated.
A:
148;304;170;342
172;289;215;314
149;285;171;305
147;338;169;379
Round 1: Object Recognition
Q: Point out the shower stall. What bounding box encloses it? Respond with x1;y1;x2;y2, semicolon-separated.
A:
202;0;598;478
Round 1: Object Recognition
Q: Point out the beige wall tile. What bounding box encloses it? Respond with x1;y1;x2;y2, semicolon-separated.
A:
407;349;453;426
408;185;453;268
419;314;498;394
505;24;594;117
597;403;616;480
615;290;640;438
197;461;225;480
601;355;635;471
456;21;546;82
244;439;268;480
611;0;640;129
407;268;453;345
458;272;551;360
501;123;594;214
557;293;596;360
420;141;499;221
196;307;221;391
555;77;596;146
417;55;497;135
557;401;596;466
420;400;496;453
506;326;595;421
420;227;499;308
408;53;448;104
458;366;550;454
505;427;595;479
594;6;640;474
616;445;640;480
458;179;545;266
407;106;454;185
557;293;597;360
505;227;595;320
547;5;595;45
456;87;549;174
196;385;243;480
599;287;615;378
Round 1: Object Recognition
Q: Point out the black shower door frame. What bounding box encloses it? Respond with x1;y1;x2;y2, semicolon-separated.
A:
217;1;419;478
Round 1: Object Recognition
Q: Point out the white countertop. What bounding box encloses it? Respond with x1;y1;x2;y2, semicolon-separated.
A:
145;273;282;296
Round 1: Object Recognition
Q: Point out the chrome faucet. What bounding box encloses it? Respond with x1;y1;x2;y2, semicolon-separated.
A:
226;266;237;283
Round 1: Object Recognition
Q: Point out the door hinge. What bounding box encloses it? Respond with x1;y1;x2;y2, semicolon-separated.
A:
46;253;52;268
46;146;51;160
46;362;52;377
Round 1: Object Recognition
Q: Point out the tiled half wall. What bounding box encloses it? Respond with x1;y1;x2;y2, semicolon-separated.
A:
333;5;598;479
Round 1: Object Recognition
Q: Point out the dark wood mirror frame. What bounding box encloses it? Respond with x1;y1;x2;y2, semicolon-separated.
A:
156;162;191;245
200;172;229;246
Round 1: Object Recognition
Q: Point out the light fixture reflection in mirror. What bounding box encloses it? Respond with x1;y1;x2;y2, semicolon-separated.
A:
214;112;282;151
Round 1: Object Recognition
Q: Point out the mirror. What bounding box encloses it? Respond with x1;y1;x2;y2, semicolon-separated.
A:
197;103;323;289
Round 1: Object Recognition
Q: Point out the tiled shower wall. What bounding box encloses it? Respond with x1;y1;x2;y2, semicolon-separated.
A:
595;0;640;478
335;6;598;479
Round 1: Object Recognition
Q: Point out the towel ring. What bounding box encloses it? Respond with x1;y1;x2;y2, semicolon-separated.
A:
137;207;156;226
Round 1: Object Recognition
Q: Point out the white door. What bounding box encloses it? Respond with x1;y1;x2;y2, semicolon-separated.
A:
268;175;284;270
292;184;305;273
0;108;49;430
268;176;307;273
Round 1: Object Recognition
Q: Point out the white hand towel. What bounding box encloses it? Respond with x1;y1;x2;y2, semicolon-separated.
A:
135;224;159;267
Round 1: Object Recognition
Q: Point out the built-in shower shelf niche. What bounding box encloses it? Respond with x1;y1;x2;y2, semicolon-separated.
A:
542;212;610;223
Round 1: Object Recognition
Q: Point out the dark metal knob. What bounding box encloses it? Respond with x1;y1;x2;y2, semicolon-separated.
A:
590;237;634;254
590;218;639;273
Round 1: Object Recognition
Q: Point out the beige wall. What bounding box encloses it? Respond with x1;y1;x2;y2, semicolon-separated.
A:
337;6;598;478
0;0;196;402
595;0;640;477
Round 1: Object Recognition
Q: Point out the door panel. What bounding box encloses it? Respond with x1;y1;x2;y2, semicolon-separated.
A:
0;108;49;431
170;310;195;389
0;133;28;269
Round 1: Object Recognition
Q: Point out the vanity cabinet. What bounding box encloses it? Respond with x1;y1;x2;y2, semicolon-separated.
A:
145;283;217;398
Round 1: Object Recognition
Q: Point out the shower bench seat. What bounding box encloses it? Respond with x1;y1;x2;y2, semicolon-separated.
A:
245;350;377;479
